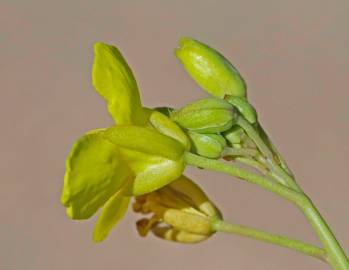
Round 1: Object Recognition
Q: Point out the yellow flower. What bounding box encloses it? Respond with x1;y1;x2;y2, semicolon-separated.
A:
61;42;190;242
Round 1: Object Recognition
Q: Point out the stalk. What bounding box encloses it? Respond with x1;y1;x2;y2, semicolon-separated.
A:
212;219;326;262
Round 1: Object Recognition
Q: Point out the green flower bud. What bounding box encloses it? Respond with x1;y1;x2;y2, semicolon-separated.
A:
223;126;245;145
188;132;226;159
175;37;246;98
225;96;257;124
171;98;237;133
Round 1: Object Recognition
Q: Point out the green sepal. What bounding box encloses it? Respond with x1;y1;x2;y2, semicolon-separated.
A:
225;96;257;124
174;98;232;113
175;37;246;98
171;98;236;133
61;130;132;219
92;42;147;125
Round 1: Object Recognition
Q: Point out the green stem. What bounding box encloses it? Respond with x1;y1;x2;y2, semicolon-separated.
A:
237;117;301;191
222;147;258;157
300;198;349;270
184;152;304;208
228;118;349;269
212;219;326;262
235;156;269;174
184;152;349;269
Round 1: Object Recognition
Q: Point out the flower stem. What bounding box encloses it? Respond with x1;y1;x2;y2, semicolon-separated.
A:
300;198;349;270
236;117;349;269
222;147;258;157
184;152;304;205
236;116;301;191
212;219;326;262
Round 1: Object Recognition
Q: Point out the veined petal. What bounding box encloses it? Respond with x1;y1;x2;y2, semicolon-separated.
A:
93;191;131;243
92;42;147;125
103;125;185;161
61;130;132;219
119;148;185;196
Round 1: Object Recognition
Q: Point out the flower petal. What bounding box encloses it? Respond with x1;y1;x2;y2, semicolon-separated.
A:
93;192;131;243
61;130;132;219
92;42;147;125
103;125;185;161
120;148;185;196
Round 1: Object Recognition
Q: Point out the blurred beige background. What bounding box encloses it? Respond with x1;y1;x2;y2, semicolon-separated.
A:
1;1;348;269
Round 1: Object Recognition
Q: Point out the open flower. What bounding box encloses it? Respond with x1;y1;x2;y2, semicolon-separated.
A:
61;42;191;242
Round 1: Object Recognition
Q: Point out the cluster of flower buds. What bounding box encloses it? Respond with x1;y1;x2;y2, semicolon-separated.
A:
133;176;221;243
170;38;261;161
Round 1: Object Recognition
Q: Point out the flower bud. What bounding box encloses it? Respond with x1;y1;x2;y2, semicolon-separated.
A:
175;37;246;98
225;96;257;124
188;132;226;159
171;98;237;133
133;176;221;243
223;126;245;145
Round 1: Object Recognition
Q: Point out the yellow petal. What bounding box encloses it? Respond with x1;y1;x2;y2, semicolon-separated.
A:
61;130;132;219
152;226;209;243
120;148;185;196
103;125;185;161
92;42;147;125
93;192;131;243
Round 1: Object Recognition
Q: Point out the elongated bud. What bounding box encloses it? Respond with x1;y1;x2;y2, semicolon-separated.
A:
175;37;246;98
225;96;257;124
133;176;221;243
171;98;237;133
188;132;226;159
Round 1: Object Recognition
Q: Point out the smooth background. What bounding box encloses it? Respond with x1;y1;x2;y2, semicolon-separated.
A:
1;1;348;269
